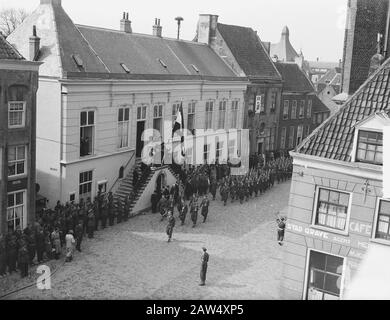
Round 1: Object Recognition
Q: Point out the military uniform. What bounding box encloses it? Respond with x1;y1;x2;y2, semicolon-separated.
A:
200;198;210;223
179;203;188;226
6;232;18;273
199;249;209;286
166;213;176;242
190;199;199;228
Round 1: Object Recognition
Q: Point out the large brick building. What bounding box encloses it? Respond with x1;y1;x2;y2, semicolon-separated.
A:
195;15;283;156
0;33;41;233
341;0;390;96
8;0;248;207
275;62;329;153
281;54;390;299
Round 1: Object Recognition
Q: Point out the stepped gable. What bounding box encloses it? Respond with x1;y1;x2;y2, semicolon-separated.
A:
297;57;390;161
275;62;315;92
217;23;281;80
0;33;24;60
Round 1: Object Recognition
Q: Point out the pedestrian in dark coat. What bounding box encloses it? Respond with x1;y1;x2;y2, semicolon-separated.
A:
87;209;95;239
179;202;188;226
199;247;209;286
0;234;6;276
210;180;217;200
51;228;61;260
166;212;176;242
151;190;158;213
200;196;210;223
25;227;36;265
6;231;18;273
75;221;83;252
44;230;52;260
18;245;29;278
190;197;199;228
277;218;287;246
35;230;45;264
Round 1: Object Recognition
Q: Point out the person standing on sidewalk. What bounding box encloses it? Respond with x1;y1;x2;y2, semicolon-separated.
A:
277;217;287;246
166;211;176;243
199;247;209;286
65;230;76;262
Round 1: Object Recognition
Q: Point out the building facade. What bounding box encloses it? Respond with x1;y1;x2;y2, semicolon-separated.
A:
281;55;390;300
8;0;248;207
195;15;283;156
275;62;329;153
0;34;41;234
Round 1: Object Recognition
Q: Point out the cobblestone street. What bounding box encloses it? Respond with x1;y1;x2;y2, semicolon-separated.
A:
7;181;291;300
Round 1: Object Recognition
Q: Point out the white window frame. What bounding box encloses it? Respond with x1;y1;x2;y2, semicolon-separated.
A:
299;100;305;119
7;190;27;232
231;100;239;128
8;101;26;129
311;186;352;236
79;170;94;202
8;145;27;178
187;101;196;131
205;101;214;130
80;110;95;157
296;125;304;146
137;105;147;121
153;103;164;139
371;197;390;244
172;102;181;124
352;129;383;165
97;179;108;195
117;106;130;149
218;100;227;129
303;248;346;300
291;101;297;119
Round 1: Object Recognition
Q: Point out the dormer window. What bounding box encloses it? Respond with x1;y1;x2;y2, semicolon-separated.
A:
120;63;130;73
72;54;84;71
158;59;167;69
356;130;383;165
352;111;390;165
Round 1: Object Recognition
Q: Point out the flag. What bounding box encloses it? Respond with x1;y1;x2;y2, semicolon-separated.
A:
172;102;185;159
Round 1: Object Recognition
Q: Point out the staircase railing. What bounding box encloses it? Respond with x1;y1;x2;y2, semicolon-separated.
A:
109;151;136;195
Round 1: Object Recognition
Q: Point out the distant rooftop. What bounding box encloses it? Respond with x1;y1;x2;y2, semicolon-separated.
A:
0;33;24;60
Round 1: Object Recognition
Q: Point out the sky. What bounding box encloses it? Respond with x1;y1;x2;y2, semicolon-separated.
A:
4;0;348;62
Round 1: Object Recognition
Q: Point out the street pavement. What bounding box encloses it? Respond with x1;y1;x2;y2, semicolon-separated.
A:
6;181;291;300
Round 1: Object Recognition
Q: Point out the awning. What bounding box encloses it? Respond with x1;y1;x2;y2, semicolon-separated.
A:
344;242;390;300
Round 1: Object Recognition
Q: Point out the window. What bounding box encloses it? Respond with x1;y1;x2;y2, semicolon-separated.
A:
118;107;130;148
356;130;383;165
7;191;26;232
153;104;163;137
296;125;303;146
307;99;312;118
79;170;93;202
97;181;107;194
317;113;323;125
306;125;311;138
228;140;236;159
205;101;214;129
216;141;224;161
299;100;305;119
270;92;277;113
307;251;344;300
291;101;297;119
218;100;227;129
8;102;26;128
231;100;239;128
288;126;295;148
8;145;26;177
375;199;390;241
255;95;265;114
187;101;196;131
137;105;147;120
280;127;287;149
323;113;329;121
270;127;276;151
80;111;94;157
314;188;350;231
283;100;289;120
172;102;181;124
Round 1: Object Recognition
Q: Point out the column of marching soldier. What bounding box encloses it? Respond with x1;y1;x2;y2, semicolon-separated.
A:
152;156;293;243
0;190;135;279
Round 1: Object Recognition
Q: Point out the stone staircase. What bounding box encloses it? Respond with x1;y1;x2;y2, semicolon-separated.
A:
114;159;154;215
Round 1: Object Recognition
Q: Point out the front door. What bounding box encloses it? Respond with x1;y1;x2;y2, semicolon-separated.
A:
136;121;145;158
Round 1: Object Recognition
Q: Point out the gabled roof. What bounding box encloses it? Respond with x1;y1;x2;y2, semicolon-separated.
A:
216;23;281;81
312;95;331;114
7;2;238;79
297;57;390;162
317;68;342;86
270;26;299;62
0;33;24;60
275;62;314;93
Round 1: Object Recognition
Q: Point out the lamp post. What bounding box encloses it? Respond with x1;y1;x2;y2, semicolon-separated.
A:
175;16;183;40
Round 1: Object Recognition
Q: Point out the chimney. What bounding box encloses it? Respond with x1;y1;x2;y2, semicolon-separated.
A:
29;25;40;61
40;0;62;5
120;12;132;33
153;18;162;37
196;14;219;47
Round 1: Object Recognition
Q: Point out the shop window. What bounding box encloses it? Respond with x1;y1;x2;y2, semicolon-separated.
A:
307;251;344;300
314;188;350;231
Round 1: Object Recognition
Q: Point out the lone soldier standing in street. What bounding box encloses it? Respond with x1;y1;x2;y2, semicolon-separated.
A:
199;247;209;286
200;196;210;223
277;217;287;246
166;211;176;243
